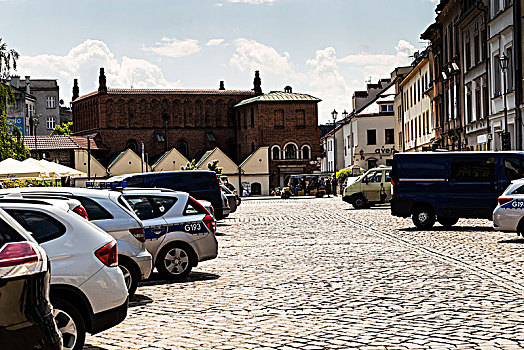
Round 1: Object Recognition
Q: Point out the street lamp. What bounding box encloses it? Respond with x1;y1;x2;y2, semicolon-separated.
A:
32;115;40;160
342;109;348;120
499;53;510;150
331;109;338;173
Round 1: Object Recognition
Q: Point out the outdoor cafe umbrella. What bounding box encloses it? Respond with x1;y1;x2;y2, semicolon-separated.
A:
0;158;48;179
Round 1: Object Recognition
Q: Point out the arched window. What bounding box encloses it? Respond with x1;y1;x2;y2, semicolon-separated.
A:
177;141;189;158
271;145;281;160
301;145;311;160
126;140;138;153
284;143;298;160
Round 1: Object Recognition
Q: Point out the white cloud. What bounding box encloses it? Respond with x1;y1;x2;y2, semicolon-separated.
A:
226;0;275;4
229;38;292;76
142;37;200;58
206;38;225;47
17;39;180;103
228;38;417;123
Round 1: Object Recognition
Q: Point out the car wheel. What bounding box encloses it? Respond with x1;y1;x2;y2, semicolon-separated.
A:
412;206;436;229
352;195;368;209
437;216;459;229
119;257;139;297
52;298;86;350
517;218;524;236
156;243;194;280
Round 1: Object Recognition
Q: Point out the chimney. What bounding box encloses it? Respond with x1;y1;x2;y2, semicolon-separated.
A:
284;86;292;93
253;70;262;95
98;68;107;94
72;79;79;101
10;76;20;89
219;81;225;90
25;76;30;94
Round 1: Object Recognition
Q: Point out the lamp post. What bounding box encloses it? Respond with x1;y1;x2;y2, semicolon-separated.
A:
331;109;338;173
32;115;40;160
499;53;510;150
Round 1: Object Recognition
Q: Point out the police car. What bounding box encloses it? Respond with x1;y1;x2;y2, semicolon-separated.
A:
493;179;524;235
120;187;218;280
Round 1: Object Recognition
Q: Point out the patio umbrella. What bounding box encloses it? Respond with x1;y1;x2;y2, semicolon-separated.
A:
0;158;48;179
38;159;87;177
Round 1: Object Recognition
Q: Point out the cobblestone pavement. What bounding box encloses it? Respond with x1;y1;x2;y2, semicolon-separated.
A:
85;198;524;350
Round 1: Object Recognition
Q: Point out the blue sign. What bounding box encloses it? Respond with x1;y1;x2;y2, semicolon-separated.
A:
7;116;25;135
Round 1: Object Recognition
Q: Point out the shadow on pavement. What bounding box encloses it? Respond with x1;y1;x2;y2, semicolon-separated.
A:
139;271;220;287
498;237;524;244
129;293;153;308
83;345;109;350
398;226;496;232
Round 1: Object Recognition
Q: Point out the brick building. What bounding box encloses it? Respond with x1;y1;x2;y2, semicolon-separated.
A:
72;69;321;188
234;86;321;187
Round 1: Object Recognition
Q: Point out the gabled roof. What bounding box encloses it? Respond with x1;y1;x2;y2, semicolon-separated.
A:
234;91;321;108
149;149;171;168
23;135;108;151
75;88;255;102
196;149;216;168
107;150;129;170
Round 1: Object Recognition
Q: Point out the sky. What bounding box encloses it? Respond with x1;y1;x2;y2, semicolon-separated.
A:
0;0;438;124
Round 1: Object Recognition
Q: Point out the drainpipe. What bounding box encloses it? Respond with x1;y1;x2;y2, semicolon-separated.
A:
513;0;522;150
400;84;405;152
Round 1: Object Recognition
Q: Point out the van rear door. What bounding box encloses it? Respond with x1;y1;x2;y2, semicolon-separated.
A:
449;156;496;219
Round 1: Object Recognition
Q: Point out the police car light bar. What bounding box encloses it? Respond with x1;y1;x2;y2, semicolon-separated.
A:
86;180;127;190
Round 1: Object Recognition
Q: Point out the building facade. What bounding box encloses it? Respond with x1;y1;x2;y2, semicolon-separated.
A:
17;78;60;136
72;69;321;189
234;88;321;188
6;76;35;136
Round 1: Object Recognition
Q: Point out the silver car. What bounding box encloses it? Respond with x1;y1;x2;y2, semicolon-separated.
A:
493;179;524;234
122;188;218;280
0;187;152;296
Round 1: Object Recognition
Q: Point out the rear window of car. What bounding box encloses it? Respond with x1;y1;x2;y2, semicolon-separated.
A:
6;210;66;244
74;197;113;220
125;197;157;220
0;218;25;245
512;185;524;195
150;196;177;215
184;197;206;216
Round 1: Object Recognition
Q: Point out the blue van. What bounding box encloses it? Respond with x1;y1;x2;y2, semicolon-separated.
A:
391;151;524;229
108;171;225;220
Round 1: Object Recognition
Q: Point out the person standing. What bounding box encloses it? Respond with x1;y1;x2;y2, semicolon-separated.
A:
325;178;332;198
332;176;338;196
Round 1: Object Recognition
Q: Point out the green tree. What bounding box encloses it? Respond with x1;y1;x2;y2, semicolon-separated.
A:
0;114;30;161
51;121;72;135
0;39;29;161
181;159;197;170
207;159;222;174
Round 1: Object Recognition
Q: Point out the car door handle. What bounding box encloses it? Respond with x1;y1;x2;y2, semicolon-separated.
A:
151;228;165;234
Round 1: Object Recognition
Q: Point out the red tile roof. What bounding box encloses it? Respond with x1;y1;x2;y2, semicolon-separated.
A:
23;135;108;151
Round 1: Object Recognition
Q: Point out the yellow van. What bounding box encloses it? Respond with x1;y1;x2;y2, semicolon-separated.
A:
342;166;391;209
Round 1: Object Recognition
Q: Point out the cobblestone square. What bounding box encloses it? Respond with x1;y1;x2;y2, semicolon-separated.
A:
85;198;524;350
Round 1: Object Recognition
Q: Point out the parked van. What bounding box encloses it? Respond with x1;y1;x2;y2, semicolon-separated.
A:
108;171;225;219
391;151;524;229
343;167;392;209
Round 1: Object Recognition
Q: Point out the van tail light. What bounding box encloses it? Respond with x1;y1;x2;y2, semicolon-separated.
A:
73;205;89;220
498;197;512;206
129;228;145;243
0;242;39;267
95;240;118;267
203;214;216;234
391;179;396;199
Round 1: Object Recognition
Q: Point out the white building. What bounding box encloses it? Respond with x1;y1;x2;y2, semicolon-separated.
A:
488;0;516;150
399;51;435;152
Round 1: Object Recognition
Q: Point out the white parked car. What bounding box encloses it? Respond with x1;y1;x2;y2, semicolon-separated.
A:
0;187;152;296
493;179;524;234
122;188;218;279
0;198;128;350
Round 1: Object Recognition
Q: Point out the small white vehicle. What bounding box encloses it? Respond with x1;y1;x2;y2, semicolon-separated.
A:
0;198;129;350
121;187;218;280
493;179;524;234
342;167;392;209
0;187;152;296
